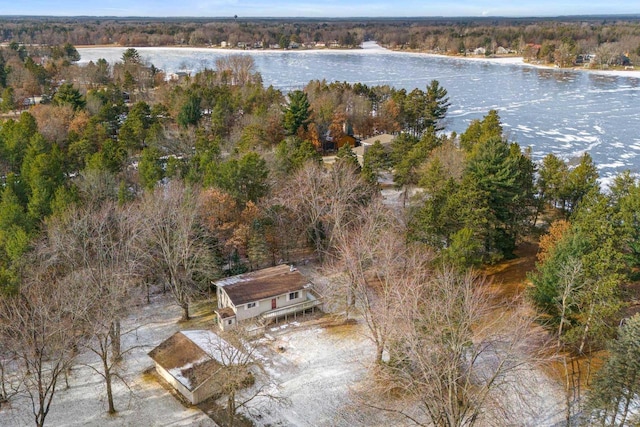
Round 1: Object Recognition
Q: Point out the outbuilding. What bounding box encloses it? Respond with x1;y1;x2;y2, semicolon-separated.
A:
148;330;238;405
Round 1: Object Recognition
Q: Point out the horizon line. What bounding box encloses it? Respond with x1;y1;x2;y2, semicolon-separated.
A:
1;13;640;20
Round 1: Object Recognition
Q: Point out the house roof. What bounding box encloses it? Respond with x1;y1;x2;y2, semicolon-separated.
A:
215;264;310;306
361;133;395;146
215;307;236;319
148;330;237;391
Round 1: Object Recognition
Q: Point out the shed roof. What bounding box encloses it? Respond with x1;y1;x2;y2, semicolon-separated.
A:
215;264;310;306
148;330;237;391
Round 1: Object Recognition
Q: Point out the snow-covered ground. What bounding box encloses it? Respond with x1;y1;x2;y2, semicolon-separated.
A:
246;318;377;427
0;288;566;427
0;295;216;427
243;317;567;427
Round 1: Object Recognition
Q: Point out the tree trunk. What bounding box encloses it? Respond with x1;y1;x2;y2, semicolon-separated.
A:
578;302;595;355
375;344;384;365
313;222;324;262
110;320;121;363
181;303;190;321
36;396;46;427
227;391;236;427
585;354;593;386
103;358;116;414
563;357;573;427
345;283;355;319
619;371;636;426
609;396;623;427
0;361;7;404
36;367;48;427
558;307;567;350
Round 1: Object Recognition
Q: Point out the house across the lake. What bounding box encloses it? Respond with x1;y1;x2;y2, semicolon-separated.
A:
214;264;320;330
354;133;396;166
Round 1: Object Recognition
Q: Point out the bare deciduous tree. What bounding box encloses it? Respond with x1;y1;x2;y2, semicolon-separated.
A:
0;267;88;427
328;199;432;364
214;55;260;86
368;268;544;427
200;329;288;427
0;348;20;408
42;201;145;414
141;181;218;321
274;161;372;261
29;104;75;146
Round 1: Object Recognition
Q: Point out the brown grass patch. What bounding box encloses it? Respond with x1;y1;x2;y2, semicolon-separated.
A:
322;319;360;338
183;298;218;329
544;350;608;392
483;241;539;302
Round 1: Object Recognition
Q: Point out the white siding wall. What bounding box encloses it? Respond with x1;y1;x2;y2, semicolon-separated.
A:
217;287;226;309
156;363;222;405
219;316;237;330
217;289;237;314
155;363;196;404
236;299;266;321
233;289;308;322
284;290;305;305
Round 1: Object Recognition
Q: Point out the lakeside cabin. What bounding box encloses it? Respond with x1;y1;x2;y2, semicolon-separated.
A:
214;264;320;330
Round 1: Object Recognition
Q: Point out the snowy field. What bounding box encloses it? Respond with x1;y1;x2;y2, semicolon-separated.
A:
0;284;566;427
0;295;216;427
241;317;567;427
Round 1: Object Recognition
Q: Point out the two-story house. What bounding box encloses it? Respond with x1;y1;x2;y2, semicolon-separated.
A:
214;264;320;330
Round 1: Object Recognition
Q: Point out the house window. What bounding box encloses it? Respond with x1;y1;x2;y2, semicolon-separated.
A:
289;291;299;300
228;319;233;325
246;302;257;309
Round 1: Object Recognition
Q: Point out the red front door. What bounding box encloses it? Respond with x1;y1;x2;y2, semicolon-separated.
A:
271;298;277;309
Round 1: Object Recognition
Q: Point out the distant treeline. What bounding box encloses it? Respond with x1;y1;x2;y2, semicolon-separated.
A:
1;15;640;63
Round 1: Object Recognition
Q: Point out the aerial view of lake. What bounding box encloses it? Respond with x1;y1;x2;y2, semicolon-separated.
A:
78;42;640;184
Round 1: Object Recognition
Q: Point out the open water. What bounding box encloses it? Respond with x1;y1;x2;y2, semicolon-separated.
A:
78;42;640;185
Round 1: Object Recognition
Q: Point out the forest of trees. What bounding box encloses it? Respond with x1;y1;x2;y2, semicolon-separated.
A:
1;38;640;426
2;16;640;65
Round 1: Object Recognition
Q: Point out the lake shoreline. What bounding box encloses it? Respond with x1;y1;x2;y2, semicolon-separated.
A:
386;47;640;79
76;41;640;79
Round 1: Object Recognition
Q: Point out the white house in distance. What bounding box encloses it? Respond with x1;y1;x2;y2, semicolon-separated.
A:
148;330;240;405
353;133;396;166
214;264;320;330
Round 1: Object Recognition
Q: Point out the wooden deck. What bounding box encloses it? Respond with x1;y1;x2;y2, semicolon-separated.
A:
258;294;321;322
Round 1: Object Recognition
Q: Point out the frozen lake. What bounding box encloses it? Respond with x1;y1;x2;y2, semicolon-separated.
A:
78;42;640;184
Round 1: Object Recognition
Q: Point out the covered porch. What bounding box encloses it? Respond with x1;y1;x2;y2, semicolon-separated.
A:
258;293;321;324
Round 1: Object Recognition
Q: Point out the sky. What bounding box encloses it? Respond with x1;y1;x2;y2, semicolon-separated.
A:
0;0;638;18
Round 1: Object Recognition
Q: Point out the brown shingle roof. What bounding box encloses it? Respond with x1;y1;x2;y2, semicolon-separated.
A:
148;332;218;391
215;307;236;319
216;265;310;306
